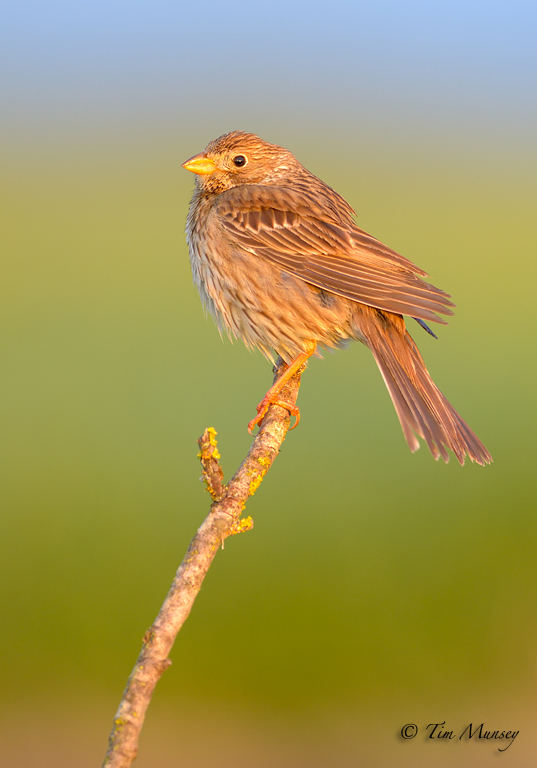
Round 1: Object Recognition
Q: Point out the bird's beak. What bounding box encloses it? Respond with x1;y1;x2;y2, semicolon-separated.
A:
182;153;218;176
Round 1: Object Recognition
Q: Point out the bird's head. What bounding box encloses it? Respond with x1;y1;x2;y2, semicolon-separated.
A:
182;131;298;193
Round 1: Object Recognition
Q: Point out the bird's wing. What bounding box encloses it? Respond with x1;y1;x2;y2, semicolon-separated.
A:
214;185;454;323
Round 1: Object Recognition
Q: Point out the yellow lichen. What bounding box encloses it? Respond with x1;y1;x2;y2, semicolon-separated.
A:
205;427;221;459
229;516;254;535
249;471;267;496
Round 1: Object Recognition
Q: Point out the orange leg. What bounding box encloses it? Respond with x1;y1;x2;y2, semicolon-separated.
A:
247;342;317;435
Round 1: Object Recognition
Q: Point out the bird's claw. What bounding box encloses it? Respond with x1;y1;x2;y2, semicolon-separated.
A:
247;398;301;435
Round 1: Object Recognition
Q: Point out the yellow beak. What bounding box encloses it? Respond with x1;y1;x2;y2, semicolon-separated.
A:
182;153;218;176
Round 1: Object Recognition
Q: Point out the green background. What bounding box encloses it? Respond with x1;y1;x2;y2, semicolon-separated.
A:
2;3;536;766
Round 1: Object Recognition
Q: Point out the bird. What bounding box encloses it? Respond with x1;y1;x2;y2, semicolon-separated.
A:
182;131;491;466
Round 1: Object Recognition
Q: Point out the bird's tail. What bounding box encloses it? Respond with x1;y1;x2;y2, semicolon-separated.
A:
353;307;492;465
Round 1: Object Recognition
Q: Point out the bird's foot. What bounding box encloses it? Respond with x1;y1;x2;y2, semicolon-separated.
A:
247;396;301;435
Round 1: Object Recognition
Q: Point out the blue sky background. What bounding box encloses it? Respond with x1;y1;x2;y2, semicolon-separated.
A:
2;1;536;147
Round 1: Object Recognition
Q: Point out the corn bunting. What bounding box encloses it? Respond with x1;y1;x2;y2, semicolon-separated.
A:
183;131;491;465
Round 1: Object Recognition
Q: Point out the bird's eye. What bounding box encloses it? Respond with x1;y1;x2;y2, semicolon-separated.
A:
233;155;247;168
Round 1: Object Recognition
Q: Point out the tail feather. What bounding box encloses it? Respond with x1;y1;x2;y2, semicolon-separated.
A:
354;307;492;466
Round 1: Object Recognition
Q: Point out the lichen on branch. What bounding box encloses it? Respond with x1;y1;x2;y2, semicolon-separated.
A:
102;356;306;768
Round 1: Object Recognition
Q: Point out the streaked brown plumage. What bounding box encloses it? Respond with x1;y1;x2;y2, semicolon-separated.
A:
183;130;491;466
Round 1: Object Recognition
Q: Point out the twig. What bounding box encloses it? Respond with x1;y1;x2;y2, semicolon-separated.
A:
102;356;305;767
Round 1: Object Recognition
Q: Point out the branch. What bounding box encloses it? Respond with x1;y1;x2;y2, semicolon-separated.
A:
102;356;305;767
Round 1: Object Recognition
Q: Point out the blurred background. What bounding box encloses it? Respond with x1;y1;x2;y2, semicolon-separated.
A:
1;1;536;765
